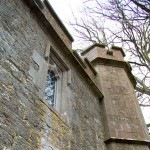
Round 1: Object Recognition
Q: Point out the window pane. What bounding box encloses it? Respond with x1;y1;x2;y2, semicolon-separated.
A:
45;71;57;106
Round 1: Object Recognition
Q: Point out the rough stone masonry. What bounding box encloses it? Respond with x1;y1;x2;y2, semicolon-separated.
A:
0;0;150;150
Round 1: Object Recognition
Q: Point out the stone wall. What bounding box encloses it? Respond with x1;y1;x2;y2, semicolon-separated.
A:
0;0;105;149
81;44;150;150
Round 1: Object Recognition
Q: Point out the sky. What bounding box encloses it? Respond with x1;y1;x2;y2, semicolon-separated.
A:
49;0;83;42
48;0;150;125
49;0;83;25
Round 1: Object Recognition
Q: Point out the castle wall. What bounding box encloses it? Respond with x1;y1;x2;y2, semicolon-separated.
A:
0;0;105;150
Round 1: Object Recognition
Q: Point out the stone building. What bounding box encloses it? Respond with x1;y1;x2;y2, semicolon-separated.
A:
0;0;150;150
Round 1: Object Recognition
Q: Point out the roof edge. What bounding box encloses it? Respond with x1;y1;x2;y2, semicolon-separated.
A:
44;0;74;42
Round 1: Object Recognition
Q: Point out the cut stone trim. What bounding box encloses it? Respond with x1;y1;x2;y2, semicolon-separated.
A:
50;47;70;71
48;64;60;79
104;137;150;145
44;0;73;42
73;50;86;69
45;43;51;61
84;57;97;75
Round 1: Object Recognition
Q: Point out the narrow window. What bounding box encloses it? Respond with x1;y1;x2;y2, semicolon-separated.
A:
45;70;57;107
43;45;71;113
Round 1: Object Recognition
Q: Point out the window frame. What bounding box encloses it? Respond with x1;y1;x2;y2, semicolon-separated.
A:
43;44;71;113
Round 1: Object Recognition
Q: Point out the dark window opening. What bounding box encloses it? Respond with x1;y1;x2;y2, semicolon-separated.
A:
45;70;57;107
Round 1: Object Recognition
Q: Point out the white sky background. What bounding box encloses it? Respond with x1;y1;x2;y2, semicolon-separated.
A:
49;0;83;27
49;0;84;48
48;0;150;124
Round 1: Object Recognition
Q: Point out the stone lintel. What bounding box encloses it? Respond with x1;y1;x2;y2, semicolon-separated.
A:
50;46;70;71
81;43;106;56
104;137;150;146
92;57;136;88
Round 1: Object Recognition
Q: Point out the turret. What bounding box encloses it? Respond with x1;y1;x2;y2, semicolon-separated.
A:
81;43;150;150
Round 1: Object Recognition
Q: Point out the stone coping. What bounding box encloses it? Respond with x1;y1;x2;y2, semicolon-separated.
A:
44;0;74;42
84;58;97;75
81;44;126;58
72;51;86;69
81;43;106;56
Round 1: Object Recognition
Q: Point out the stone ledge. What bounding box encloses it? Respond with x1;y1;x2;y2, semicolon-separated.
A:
104;137;150;146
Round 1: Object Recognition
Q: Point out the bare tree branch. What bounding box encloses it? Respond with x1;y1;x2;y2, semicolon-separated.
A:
70;0;150;106
130;0;150;13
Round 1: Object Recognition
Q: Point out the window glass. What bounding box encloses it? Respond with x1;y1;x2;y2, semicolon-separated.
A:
45;70;57;106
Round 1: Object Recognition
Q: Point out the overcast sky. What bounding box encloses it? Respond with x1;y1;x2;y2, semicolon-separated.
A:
49;0;83;34
48;0;150;124
49;0;82;20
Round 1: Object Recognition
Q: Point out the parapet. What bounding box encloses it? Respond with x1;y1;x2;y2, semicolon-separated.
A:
81;43;136;88
81;43;125;62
